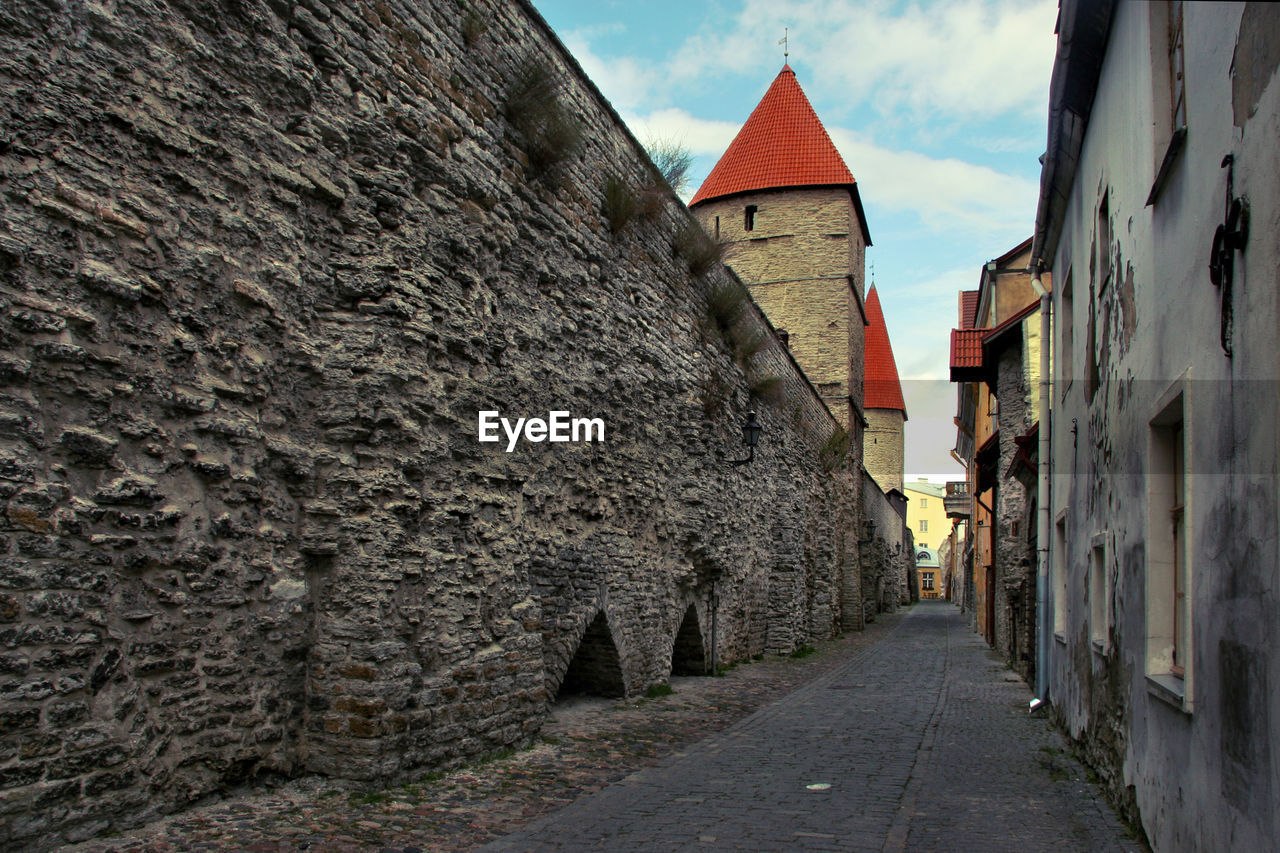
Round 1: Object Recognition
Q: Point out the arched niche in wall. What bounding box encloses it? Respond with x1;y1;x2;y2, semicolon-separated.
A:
670;602;708;676
556;610;626;699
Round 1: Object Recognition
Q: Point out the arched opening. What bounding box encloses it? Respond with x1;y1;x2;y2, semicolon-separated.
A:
670;603;707;676
557;611;625;699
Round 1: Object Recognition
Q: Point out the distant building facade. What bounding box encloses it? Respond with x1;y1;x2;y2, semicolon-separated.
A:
903;479;948;550
914;547;941;600
949;238;1048;680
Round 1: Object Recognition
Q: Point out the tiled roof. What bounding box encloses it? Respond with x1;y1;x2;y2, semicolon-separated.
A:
690;65;855;206
959;291;980;330
950;299;1041;383
950;328;985;371
863;286;906;413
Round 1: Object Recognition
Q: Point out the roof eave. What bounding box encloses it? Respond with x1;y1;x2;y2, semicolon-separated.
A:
691;183;872;247
1031;0;1117;271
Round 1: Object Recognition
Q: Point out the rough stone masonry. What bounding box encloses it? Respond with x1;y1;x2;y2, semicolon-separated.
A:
0;0;873;847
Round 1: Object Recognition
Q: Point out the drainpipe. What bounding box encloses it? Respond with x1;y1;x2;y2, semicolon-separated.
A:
1031;269;1051;706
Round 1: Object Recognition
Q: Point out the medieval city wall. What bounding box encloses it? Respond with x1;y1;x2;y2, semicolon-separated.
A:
860;473;909;619
0;0;863;846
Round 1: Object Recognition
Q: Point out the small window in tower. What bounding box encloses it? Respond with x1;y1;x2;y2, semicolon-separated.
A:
745;205;757;231
714;216;720;240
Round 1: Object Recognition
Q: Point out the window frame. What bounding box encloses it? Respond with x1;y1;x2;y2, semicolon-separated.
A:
1059;271;1074;400
1090;531;1111;653
1053;511;1068;640
1146;374;1193;712
1146;0;1189;206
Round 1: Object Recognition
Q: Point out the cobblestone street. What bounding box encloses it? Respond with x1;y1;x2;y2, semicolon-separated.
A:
66;603;1142;852
483;602;1143;852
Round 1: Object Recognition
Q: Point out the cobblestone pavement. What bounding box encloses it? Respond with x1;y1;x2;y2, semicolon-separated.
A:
482;602;1146;852
64;604;1144;852
64;611;905;852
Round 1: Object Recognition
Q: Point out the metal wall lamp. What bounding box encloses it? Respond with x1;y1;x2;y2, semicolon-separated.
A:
730;411;763;466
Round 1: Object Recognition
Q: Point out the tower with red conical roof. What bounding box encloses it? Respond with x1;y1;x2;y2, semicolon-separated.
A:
690;64;872;433
862;285;907;492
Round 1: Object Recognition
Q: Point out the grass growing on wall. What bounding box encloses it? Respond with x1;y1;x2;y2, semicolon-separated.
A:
602;174;638;233
819;425;853;471
461;3;487;46
749;375;786;406
503;56;583;180
707;280;746;332
645;138;694;196
674;222;723;277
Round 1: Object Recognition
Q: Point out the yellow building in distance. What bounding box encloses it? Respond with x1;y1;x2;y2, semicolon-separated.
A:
903;479;950;551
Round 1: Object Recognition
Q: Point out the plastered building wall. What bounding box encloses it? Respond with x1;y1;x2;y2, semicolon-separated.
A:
1046;4;1280;849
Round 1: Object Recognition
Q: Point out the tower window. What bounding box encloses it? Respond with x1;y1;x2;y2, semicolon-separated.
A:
714;216;720;240
744;205;757;231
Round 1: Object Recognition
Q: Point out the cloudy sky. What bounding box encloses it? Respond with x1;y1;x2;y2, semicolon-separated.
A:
531;0;1058;480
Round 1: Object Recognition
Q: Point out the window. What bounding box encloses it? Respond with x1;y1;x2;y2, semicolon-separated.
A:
920;519;929;532
1053;515;1068;636
1147;382;1191;707
714;216;720;240
1090;533;1110;652
1059;272;1074;398
922;573;935;591
1097;192;1112;293
744;205;757;231
921;498;928;508
1168;1;1186;131
1147;1;1188;204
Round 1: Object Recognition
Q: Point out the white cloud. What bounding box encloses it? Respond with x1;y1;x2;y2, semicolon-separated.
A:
620;108;741;157
561;31;659;112
670;0;1058;121
970;134;1043;154
828;128;1039;236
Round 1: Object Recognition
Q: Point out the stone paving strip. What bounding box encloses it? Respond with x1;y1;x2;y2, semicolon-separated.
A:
480;602;1148;853
61;612;908;852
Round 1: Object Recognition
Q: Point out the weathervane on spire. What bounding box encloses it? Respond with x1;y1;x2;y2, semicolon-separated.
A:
870;261;876;285
779;27;789;62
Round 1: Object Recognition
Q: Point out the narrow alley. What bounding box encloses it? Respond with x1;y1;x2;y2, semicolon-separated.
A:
483;602;1139;852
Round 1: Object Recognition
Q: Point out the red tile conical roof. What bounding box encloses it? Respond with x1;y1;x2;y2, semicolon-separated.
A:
864;286;906;414
690;65;856;206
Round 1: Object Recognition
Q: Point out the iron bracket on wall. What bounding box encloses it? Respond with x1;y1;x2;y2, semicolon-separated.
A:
1209;154;1250;358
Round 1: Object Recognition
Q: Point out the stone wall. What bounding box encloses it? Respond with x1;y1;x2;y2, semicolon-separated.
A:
859;473;909;621
994;340;1035;680
0;0;864;846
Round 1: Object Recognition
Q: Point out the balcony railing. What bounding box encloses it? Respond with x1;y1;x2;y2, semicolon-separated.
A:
944;492;972;519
